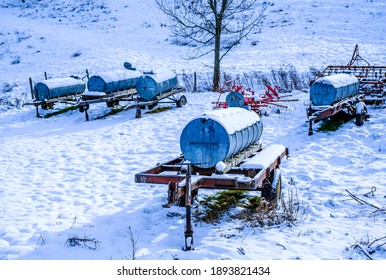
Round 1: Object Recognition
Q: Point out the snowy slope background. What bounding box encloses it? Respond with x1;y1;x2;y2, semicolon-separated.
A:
0;0;386;260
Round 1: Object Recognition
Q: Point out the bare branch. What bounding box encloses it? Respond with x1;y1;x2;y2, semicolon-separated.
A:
346;189;385;214
353;244;373;260
368;235;386;249
156;0;269;90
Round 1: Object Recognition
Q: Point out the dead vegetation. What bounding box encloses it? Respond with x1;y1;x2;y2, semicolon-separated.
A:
345;188;386;259
65;234;101;250
179;65;318;93
194;187;305;228
349;235;386;260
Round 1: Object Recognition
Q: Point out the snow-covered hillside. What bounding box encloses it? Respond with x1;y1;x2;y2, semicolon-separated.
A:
1;0;385;103
0;0;385;261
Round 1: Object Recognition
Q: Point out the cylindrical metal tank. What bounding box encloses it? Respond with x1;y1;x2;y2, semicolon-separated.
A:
226;91;245;107
136;69;178;101
87;69;142;93
310;74;359;106
34;77;86;102
180;107;263;168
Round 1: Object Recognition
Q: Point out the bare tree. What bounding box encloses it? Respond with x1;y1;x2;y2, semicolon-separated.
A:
156;0;269;91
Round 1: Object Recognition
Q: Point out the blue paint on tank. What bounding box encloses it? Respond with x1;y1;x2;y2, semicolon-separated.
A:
136;69;178;101
180;108;263;168
87;69;142;93
310;74;359;106
226;91;245;107
34;77;86;102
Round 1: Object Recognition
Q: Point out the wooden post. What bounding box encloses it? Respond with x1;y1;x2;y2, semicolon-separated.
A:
29;77;34;100
193;72;197;93
44;72;47;80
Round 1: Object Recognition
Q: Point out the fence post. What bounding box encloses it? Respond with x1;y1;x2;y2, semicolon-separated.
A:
193;72;197;93
29;77;34;100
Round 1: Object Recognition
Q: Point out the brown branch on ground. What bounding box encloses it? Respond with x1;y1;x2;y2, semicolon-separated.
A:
345;189;386;215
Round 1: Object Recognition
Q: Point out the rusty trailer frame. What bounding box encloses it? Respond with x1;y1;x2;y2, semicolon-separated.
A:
77;87;186;121
306;94;366;136
135;144;289;250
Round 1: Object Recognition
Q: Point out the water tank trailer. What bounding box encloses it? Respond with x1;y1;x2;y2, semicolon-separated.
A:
33;77;86;102
136;69;178;101
135;107;288;250
307;73;368;135
310;73;359;106
180;107;263;169
87;68;142;93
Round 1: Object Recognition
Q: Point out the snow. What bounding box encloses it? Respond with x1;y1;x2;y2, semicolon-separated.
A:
145;68;176;83
200;107;261;135
36;77;86;89
315;73;359;88
0;0;386;263
356;101;367;114
89;69;142;84
240;144;286;170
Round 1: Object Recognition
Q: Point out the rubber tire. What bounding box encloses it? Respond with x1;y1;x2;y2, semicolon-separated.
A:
355;113;364;126
261;169;282;202
176;95;187;107
106;100;119;107
41;102;53;110
148;103;157;110
135;109;142;118
79;103;89;113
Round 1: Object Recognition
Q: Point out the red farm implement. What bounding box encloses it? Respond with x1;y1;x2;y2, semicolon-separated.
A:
212;83;299;114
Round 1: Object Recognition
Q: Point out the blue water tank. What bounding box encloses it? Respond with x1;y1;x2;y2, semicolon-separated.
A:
180;107;263;168
87;69;142;93
310;74;359;106
226;91;245;107
136;69;178;101
34;77;86;102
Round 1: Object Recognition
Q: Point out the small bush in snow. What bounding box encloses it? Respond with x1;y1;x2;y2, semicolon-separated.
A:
65;234;101;250
10;56;21;64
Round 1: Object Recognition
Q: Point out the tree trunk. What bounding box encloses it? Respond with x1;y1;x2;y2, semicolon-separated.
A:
213;18;222;92
213;51;220;92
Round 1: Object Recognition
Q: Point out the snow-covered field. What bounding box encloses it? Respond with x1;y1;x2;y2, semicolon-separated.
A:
0;0;386;261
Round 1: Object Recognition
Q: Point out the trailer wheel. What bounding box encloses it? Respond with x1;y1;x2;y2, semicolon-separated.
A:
347;106;356;117
261;169;282;202
148;103;157;110
41;101;53;110
106;100;119;107
79;103;89;113
355;113;364;126
176;95;187;107
355;102;367;126
177;189;198;207
135;109;142;118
